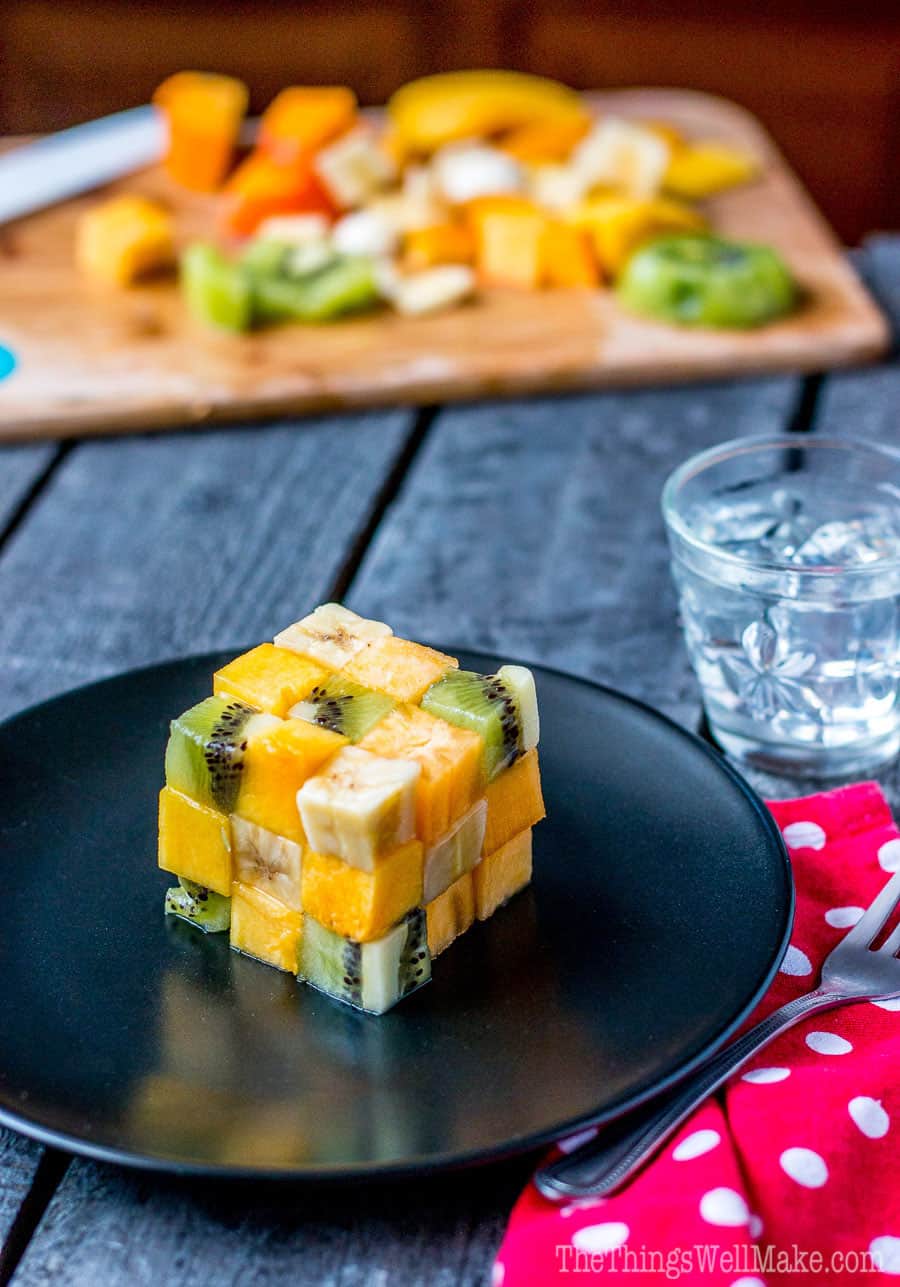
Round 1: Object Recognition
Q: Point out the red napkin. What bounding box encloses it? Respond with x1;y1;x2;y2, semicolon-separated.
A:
494;783;900;1285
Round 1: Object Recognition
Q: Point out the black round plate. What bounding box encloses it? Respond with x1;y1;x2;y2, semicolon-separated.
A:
0;650;792;1179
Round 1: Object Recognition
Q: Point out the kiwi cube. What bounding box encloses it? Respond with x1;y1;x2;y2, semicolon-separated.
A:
164;695;260;814
298;909;431;1014
290;676;394;742
164;878;231;933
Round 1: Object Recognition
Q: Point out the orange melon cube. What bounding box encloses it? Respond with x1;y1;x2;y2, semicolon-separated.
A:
499;116;591;163
342;637;457;704
158;786;232;896
230;882;302;972
474;828;533;920
359;706;482;844
301;840;423;942
426;872;475;956
403;223;475;271
259;86;358;165
540;222;600;288
482;749;546;855
235;718;346;844
214;644;328;717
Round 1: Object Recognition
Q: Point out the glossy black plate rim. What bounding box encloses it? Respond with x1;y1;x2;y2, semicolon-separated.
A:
0;650;794;1181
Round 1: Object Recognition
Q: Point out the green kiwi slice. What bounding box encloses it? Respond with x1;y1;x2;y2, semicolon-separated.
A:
617;235;796;328
298;910;431;1014
421;663;539;780
164;695;259;813
290;677;394;742
164;877;231;933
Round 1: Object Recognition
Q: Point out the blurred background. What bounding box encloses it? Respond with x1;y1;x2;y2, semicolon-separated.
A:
1;0;897;244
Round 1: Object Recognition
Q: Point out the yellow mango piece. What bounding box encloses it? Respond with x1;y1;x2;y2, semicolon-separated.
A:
569;195;706;277
426;872;475;957
230;881;302;973
342;637;457;704
301;840;423;942
474;828;533;920
540;221;600;288
500;116;591;163
214;644;328;717
360;706;483;845
476;209;547;289
388;71;588;153
158;785;232;896
236;718;346;844
76;195;174;287
664;142;759;199
482;749;546;855
403;223;475;271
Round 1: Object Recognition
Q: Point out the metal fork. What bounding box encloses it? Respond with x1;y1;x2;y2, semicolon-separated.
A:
536;868;900;1200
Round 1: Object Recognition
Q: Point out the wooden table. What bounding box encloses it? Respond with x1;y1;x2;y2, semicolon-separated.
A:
0;237;897;1286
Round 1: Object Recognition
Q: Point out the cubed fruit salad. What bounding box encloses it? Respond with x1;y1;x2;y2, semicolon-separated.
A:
158;603;545;1013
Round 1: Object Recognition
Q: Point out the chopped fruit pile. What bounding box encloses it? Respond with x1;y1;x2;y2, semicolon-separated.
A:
158;604;545;1014
76;70;791;330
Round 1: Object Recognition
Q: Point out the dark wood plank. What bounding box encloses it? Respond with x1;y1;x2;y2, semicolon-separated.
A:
0;444;57;533
0;414;414;722
11;1156;528;1287
348;380;801;730
0;1132;44;1257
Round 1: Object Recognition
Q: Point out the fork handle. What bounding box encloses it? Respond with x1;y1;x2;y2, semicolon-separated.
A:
535;988;844;1200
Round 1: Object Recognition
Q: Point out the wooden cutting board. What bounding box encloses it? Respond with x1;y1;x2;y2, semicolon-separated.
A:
0;89;889;442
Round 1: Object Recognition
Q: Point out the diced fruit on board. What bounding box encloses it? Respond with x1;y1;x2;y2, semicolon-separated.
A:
426;873;475;957
360;706;483;845
387;70;588;153
258;86;358;165
664;141;759;199
253;254;381;324
76;196;174;287
231;815;303;911
482;748;545;855
421;664;539;781
474;828;534;921
290;676;395;742
332;209;398;258
274;603;392;670
342;637;458;704
164;877;231;933
301;839;423;942
297;745;420;869
181;244;254;332
164;695;278;813
423;799;487;903
214;644;328;717
541;222;600;288
617;234;796;329
236;718;346;844
156;604;544;1012
476;208;547;290
298;909;430;1014
569;196;706;277
219;152;336;239
154;72;248;192
313;129;397;209
499;117;591;163
403;224;476;271
158;786;233;896
230;882;303;972
432;144;525;205
572;118;671;197
390;265;477;317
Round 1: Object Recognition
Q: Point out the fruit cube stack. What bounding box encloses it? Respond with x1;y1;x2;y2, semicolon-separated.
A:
158;604;545;1013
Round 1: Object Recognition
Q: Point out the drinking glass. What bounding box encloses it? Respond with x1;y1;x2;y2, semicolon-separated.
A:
662;436;900;776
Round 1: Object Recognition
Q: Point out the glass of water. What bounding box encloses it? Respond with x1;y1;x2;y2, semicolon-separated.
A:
662;436;900;776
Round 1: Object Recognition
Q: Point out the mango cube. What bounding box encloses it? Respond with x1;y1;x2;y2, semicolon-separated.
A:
76;195;175;287
158;785;232;896
302;839;423;942
236;718;346;844
426;872;475;957
474;828;533;920
482;749;545;855
230;882;303;972
214;644;328;717
342;636;457;703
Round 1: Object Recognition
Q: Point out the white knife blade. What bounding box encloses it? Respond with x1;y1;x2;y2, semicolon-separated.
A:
0;105;165;225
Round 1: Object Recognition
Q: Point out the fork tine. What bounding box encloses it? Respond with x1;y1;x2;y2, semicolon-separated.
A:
880;920;900;957
844;870;900;948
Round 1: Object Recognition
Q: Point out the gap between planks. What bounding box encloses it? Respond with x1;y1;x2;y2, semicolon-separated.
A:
0;1150;69;1287
0;443;74;557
